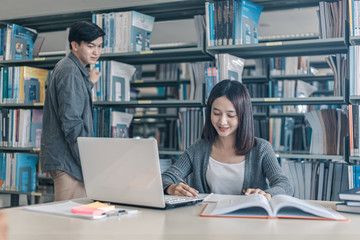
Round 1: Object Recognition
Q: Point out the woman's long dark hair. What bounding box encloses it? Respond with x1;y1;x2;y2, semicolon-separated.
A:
201;80;256;155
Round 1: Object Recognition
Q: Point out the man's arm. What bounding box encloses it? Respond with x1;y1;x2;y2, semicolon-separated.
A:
56;70;86;164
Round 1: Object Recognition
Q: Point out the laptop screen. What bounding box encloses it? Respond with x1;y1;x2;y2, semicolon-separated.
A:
77;137;166;208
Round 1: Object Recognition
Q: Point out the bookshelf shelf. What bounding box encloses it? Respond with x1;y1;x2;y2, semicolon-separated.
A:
133;114;178;119
0;47;211;68
350;36;360;45
0;103;44;109
0;190;54;206
350;96;360;103
242;75;268;84
100;46;212;64
275;151;344;160
93;100;204;108
253;112;267;118
251;96;345;106
131;79;190;87
0;0;206;32
0;147;40;153
0;56;63;69
268;112;307;118
269;74;334;82
0;0;323;32
207;38;348;58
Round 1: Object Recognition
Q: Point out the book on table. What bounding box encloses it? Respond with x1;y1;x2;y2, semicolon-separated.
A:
338;188;360;201
336;203;360;214
200;194;348;221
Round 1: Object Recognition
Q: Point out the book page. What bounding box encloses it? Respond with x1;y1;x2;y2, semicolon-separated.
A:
270;195;347;220
204;194;273;217
202;193;239;203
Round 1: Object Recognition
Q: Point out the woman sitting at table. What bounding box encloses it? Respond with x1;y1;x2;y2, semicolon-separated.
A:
162;80;293;200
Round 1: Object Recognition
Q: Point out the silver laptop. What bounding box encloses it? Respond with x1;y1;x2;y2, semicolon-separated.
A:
77;137;203;209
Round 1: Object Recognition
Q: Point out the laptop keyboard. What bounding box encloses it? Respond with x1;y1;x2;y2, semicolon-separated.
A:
164;195;204;204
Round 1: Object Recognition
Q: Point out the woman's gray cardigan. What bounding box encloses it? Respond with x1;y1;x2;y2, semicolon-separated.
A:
162;137;294;197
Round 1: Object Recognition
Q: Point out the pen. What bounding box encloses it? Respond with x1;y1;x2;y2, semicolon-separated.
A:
175;172;188;185
105;209;128;217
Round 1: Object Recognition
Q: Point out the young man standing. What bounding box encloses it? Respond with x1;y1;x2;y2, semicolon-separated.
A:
41;21;105;201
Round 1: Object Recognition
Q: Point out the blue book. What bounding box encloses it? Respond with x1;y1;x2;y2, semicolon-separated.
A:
240;0;263;45
130;11;155;52
7;24;37;60
208;2;215;46
14;153;39;192
338;188;360;201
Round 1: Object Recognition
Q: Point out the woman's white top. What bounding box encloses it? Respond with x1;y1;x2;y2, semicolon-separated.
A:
206;156;245;195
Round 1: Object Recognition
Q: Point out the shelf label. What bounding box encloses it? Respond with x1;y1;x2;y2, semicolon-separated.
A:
134;80;144;83
266;42;283;46
31;192;42;196
138;100;152;104
32;148;41;152
140;50;153;54
34;57;46;61
134;112;144;117
264;98;280;101
314;73;327;76
33;103;44;106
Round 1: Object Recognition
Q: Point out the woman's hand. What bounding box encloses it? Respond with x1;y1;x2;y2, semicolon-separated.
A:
166;183;199;197
244;188;272;200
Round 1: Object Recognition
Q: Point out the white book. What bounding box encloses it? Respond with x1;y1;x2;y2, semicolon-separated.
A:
108;61;136;102
200;194;347;221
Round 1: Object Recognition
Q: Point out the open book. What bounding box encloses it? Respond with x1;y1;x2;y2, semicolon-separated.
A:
200;194;348;221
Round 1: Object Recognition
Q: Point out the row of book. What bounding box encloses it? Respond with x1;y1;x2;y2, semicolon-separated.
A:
269;56;311;76
350;0;360;36
318;0;346;39
93;61;208;102
93;107;205;152
325;53;347;97
93;108;133;138
305;108;348;156
349;46;360;96
178;108;205;151
155;63;192;100
281;159;349;201
92;11;155;53
349;104;360;156
0;153;39;192
0;66;48;104
0;24;38;61
269;117;311;153
92;60;136;102
205;0;263;47
205;53;245;99
253;118;269;142
0;109;43;148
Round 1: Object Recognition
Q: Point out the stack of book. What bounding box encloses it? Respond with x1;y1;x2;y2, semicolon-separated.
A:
336;188;360;213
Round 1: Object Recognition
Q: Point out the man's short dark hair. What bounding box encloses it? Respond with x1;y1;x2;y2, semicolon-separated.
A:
201;80;256;155
68;21;105;49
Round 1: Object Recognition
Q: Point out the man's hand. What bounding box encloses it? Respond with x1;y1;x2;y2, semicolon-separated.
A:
89;68;101;84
